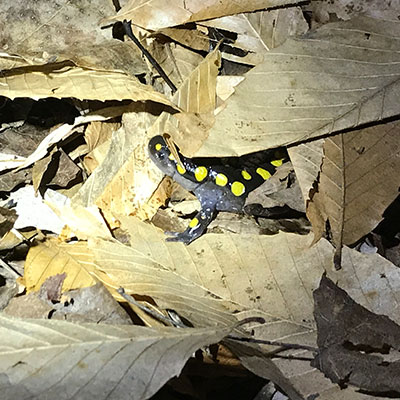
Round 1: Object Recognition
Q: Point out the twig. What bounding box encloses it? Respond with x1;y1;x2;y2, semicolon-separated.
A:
117;287;185;327
122;20;177;94
227;335;318;353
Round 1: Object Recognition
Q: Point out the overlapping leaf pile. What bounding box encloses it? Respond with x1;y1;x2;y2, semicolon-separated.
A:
1;1;400;399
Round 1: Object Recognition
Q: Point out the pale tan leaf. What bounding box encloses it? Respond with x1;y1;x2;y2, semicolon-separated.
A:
7;186;65;233
73;108;161;220
0;65;175;106
116;216;400;398
305;0;399;24
0;153;26;171
75;237;239;328
44;190;112;241
287;139;325;204
16;104;148;171
148;41;205;93
82;121;119;173
148;47;221;156
23;239;96;293
0;1;146;75
0;315;234;400
156;27;209;52
307;122;400;262
216;76;245;102
201;7;308;65
193;15;400;156
107;0;304;31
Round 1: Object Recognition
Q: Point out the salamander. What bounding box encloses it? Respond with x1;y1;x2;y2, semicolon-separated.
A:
148;136;284;244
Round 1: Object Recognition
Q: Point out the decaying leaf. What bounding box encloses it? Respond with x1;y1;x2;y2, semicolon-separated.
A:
44;190;112;241
0;0;146;74
23;239;96;293
307;122;400;266
194;15;400;156
312;275;400;394
0;315;235;399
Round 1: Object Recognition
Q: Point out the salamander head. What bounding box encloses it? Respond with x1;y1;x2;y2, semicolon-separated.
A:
148;135;177;177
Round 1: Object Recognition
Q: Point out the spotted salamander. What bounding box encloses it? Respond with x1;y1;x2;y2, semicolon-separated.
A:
148;136;284;244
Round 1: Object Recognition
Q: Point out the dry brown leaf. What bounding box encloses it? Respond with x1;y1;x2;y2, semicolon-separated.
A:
116;215;400;398
148;41;205;93
44;191;112;241
15;104;148;171
73;107;160;220
0;314;235;400
0;0;146;75
201;7;308;65
156;27;209;52
306;0;399;24
32;148;57;194
307;122;400;265
83;121;119;173
193;15;400;156
23;239;96;293
0;64;175;106
62;237;239;328
287;139;325;204
107;0;304;31
148;46;221;156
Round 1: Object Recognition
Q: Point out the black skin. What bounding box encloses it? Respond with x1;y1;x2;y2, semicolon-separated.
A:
148;136;277;244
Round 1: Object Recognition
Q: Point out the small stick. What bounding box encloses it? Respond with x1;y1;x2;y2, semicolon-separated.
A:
123;20;177;94
227;335;318;353
117;287;185;327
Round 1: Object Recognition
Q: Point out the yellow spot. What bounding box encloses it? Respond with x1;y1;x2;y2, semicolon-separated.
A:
215;173;228;186
256;167;271;180
168;153;175;160
241;170;252;180
271;159;283;167
231;181;245;196
177;164;186;174
189;217;199;228
195;166;208;182
155;143;162;151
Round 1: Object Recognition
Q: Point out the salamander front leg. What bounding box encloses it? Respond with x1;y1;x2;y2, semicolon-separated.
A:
165;207;216;244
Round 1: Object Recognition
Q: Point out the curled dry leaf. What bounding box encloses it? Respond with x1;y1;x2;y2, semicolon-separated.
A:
0;65;175;106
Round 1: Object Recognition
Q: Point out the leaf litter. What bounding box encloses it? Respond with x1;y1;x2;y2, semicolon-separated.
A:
0;1;400;399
